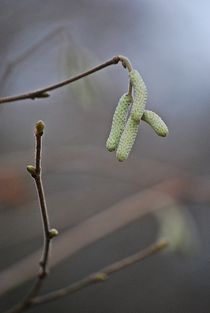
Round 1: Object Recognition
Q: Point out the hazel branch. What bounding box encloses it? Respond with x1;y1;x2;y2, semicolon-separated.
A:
0;55;133;105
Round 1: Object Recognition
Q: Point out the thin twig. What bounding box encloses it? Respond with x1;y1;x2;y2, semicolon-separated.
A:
33;122;51;275
0;55;132;104
31;239;168;307
4;121;56;313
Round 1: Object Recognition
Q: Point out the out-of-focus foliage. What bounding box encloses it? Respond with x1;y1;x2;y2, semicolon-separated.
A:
156;205;200;254
58;31;103;110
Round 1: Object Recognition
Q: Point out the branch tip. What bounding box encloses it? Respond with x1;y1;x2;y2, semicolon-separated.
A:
117;55;133;72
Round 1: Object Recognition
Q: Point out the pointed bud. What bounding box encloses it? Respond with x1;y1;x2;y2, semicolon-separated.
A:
26;165;36;177
35;120;45;136
36;92;50;98
49;228;59;239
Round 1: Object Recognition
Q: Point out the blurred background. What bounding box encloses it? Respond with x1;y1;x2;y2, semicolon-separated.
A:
0;0;210;312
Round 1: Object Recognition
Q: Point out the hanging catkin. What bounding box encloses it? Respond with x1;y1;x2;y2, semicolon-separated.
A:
142;110;169;137
116;115;139;161
129;69;147;123
106;93;132;151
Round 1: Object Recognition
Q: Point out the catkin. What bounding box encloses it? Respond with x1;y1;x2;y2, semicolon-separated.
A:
129;69;147;123
116;116;139;162
142;110;169;137
106;93;132;152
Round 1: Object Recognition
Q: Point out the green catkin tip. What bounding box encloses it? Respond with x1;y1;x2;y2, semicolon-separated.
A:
142;110;169;137
129;69;148;123
106;93;132;152
116;115;139;162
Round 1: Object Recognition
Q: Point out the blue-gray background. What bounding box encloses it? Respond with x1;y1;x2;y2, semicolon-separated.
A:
0;1;210;312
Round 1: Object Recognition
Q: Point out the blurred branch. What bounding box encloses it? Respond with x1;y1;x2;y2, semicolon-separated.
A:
0;26;67;93
0;55;133;104
4;121;57;313
32;239;168;306
0;183;175;297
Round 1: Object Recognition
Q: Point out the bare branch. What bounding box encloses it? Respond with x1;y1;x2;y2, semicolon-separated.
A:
0;56;124;104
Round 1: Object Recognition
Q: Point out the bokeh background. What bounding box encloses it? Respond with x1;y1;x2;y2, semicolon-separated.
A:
0;0;210;312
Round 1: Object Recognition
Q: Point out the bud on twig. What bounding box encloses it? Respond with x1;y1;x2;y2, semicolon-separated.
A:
35;120;45;136
49;228;59;239
94;272;108;282
27;165;36;177
35;91;50;99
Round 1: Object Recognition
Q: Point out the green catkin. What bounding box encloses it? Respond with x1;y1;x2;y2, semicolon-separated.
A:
129;69;148;123
142;110;169;137
116;115;139;162
106;93;132;152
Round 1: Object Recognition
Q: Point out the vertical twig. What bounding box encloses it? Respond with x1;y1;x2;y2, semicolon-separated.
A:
34;122;51;276
5;121;58;313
